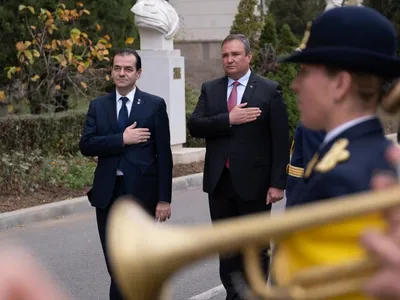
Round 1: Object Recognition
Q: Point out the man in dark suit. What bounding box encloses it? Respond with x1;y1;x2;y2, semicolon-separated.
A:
187;34;290;299
79;48;173;300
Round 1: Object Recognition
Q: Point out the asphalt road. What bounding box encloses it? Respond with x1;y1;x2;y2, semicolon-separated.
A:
0;187;286;300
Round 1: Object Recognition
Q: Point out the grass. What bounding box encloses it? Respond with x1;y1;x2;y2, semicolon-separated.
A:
0;151;96;195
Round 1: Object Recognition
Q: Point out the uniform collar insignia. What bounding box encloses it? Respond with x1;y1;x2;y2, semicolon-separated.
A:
315;138;350;173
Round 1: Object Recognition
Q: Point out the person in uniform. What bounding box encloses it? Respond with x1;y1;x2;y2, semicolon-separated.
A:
285;122;325;206
271;6;400;298
278;5;400;207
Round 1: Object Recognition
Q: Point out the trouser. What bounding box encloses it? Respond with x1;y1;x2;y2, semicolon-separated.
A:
96;176;125;300
208;168;271;300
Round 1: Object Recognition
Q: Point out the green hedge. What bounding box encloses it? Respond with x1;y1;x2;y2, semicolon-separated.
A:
0;112;86;156
0;111;205;156
184;112;206;148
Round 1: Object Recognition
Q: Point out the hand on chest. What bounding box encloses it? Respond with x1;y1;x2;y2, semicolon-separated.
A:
210;87;267;124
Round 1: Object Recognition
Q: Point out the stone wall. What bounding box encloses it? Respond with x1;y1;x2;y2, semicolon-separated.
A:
174;40;225;88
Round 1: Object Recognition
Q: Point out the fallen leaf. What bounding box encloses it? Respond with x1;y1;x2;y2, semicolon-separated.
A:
77;64;85;73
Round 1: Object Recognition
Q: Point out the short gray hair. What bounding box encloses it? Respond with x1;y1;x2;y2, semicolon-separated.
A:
222;34;251;55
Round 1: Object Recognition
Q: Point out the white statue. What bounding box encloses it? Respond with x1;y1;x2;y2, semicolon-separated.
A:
325;0;363;11
131;0;180;40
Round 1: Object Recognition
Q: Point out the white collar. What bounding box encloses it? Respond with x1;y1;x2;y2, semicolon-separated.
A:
116;87;136;103
322;115;377;147
228;69;251;87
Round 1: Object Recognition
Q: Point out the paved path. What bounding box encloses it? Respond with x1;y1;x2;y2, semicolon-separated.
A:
0;188;286;300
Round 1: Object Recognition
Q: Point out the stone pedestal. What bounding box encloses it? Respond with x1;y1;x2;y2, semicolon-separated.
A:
171;144;206;164
136;48;186;147
138;27;174;51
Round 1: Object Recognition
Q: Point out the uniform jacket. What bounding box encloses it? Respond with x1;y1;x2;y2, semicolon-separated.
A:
286;123;325;206
288;118;395;207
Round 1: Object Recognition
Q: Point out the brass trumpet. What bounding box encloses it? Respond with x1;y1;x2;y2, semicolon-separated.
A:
106;184;400;300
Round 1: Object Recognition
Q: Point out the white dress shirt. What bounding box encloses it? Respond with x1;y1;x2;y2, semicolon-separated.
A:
320;114;377;149
227;69;251;104
116;87;136;175
116;88;135;119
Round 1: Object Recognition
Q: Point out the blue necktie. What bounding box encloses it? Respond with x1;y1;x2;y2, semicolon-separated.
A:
118;97;129;132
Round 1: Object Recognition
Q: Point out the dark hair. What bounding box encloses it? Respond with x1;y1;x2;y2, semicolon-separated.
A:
221;34;251;55
112;48;142;70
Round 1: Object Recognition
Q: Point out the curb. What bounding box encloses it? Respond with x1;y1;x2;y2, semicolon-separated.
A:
0;172;204;230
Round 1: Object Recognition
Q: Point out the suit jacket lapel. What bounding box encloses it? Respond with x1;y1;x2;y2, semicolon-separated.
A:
240;72;257;105
106;91;119;133
128;87;146;124
218;76;229;113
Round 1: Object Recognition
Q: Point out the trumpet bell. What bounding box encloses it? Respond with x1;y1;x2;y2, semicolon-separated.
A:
106;199;177;300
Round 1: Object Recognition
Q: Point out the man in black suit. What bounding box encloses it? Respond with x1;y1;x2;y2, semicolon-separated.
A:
187;34;290;299
79;48;173;300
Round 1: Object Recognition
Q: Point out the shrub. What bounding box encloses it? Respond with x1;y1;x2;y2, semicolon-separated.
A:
266;59;300;141
266;0;325;37
1;3;121;115
257;14;279;75
277;24;299;54
0;111;86;156
259;14;278;49
0;150;44;194
0;0;140;84
0;150;95;195
184;111;206;148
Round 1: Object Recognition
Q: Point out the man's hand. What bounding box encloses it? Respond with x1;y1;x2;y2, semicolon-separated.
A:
0;246;70;300
155;202;171;222
360;144;400;299
266;187;284;204
229;103;261;125
123;122;151;145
